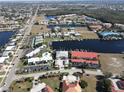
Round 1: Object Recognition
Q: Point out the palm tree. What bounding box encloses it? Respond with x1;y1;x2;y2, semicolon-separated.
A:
45;73;49;78
79;80;88;89
101;79;112;92
8;53;13;58
82;68;85;76
104;72;113;78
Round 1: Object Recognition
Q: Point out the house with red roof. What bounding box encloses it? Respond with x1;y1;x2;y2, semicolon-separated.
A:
62;75;82;92
70;51;100;69
42;85;54;92
110;79;124;92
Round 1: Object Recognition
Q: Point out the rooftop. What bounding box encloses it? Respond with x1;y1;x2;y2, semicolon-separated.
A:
56;51;68;58
99;31;120;37
31;83;45;92
62;75;81;92
110;79;124;92
30;83;54;92
71;51;98;59
71;59;99;64
0;56;9;64
5;45;15;51
63;75;79;83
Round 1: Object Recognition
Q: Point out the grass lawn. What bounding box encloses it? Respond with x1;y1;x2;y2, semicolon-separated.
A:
80;75;97;92
39;77;60;92
17;61;24;68
31;25;50;35
0;72;5;75
9;78;33;92
17;59;28;68
43;37;62;44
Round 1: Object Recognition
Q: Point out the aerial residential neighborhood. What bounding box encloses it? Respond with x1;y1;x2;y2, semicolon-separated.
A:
0;0;124;92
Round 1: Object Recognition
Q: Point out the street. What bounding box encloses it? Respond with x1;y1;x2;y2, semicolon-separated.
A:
15;69;103;81
0;5;39;92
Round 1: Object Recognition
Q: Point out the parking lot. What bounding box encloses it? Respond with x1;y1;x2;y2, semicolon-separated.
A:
16;64;51;74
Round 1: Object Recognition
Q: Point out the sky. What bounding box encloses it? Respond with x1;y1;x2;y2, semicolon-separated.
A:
0;0;106;1
0;0;74;1
0;0;122;2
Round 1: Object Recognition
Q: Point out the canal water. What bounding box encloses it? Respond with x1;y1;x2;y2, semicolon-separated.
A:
46;15;57;20
52;40;124;53
0;31;15;47
47;24;86;29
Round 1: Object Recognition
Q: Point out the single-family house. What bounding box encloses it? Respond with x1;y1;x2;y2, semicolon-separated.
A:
62;75;82;92
0;56;9;64
110;79;124;92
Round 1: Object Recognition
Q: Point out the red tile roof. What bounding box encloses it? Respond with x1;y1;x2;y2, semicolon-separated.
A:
46;85;54;92
112;87;124;92
71;59;99;64
71;51;98;59
42;85;54;92
63;80;82;92
111;80;124;92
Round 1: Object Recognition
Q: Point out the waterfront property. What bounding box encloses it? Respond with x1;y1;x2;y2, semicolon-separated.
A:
46;15;86;29
88;24;103;31
55;51;69;69
70;51;100;69
0;56;9;64
2;45;16;58
54;51;100;69
98;31;123;40
52;40;124;53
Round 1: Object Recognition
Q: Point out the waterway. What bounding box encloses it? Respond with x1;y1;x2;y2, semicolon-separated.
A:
0;31;15;47
52;40;124;53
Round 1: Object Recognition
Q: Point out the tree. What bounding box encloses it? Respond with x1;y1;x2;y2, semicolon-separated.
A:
104;72;113;78
34;22;39;25
51;28;55;33
82;69;85;75
27;88;31;91
8;53;13;57
23;61;28;66
98;79;112;92
102;79;112;92
79;80;88;89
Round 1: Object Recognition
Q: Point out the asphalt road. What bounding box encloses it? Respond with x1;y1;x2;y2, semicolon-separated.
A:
0;5;39;92
15;69;103;80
